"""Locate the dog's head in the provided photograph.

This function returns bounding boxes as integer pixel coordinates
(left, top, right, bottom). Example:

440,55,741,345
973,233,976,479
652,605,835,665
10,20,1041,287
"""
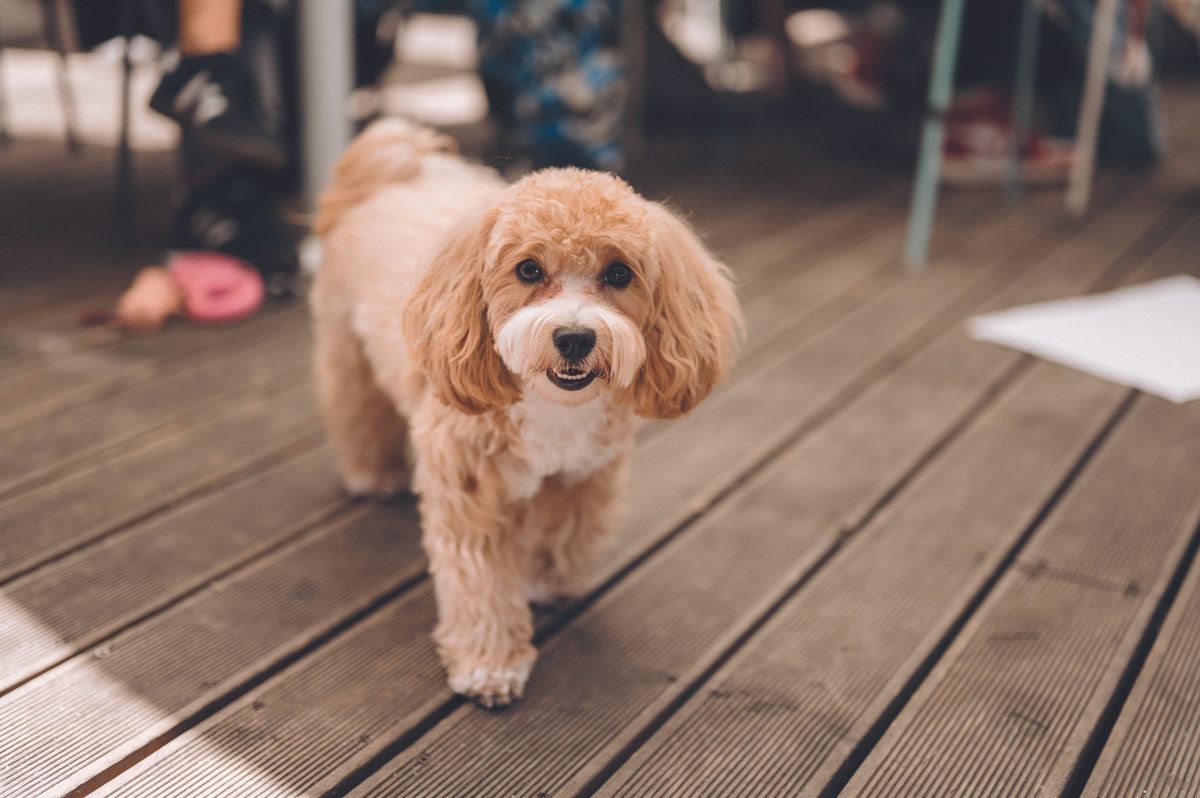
403,169,742,417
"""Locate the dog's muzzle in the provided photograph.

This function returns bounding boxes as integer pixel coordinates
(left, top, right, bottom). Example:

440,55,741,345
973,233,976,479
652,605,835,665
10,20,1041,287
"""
547,326,599,391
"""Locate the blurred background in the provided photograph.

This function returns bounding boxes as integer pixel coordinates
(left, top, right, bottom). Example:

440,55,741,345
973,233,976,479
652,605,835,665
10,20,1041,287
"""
2,0,1199,329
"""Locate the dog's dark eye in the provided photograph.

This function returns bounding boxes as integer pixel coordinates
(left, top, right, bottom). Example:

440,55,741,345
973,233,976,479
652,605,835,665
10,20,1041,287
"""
603,261,633,289
515,259,544,283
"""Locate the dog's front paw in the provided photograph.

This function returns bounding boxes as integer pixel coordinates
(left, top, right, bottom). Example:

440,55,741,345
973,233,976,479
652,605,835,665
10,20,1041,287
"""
447,656,535,708
340,465,411,499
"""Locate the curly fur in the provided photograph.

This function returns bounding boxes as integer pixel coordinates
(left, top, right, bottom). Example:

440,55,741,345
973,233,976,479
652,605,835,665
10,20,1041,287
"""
311,120,742,706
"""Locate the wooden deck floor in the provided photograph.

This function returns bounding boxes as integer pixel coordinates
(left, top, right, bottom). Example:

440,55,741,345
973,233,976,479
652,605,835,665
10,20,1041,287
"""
3,85,1200,797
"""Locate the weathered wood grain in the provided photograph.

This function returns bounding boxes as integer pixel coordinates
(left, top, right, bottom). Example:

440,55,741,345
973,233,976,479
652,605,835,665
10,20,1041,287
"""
1083,538,1200,797
842,396,1200,797
595,366,1128,798
0,326,312,499
0,502,415,798
0,304,303,429
0,446,350,692
0,381,322,584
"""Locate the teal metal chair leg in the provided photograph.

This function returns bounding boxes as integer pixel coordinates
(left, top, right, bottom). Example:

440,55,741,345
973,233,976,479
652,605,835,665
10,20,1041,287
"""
904,0,967,271
1007,0,1042,200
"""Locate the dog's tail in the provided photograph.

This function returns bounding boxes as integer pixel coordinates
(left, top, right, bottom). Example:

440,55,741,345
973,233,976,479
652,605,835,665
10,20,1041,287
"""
313,118,457,236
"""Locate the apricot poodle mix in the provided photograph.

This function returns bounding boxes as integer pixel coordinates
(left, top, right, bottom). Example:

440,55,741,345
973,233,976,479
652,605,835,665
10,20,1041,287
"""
312,120,741,706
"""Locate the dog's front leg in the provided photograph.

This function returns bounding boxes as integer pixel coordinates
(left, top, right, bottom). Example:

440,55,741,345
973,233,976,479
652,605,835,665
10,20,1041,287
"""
421,486,536,707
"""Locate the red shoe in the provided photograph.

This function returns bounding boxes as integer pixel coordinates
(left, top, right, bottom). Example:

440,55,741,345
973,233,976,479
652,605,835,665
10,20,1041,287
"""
941,88,1074,188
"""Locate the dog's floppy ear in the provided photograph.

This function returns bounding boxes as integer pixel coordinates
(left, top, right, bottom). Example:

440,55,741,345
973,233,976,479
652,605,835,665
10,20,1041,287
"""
403,205,521,414
632,203,742,419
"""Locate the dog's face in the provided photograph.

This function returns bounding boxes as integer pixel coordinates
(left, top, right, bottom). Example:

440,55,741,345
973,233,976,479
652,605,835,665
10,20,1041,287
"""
487,172,656,407
404,169,741,418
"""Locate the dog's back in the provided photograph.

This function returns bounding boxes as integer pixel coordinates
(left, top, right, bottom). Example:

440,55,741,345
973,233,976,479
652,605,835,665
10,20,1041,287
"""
315,119,463,236
312,119,504,319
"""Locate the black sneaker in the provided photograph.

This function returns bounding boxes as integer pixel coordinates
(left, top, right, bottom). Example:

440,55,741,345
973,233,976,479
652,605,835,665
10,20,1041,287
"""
150,52,287,170
171,167,302,297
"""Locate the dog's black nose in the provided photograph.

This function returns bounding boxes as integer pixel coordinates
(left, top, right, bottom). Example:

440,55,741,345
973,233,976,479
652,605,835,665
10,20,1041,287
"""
553,327,596,362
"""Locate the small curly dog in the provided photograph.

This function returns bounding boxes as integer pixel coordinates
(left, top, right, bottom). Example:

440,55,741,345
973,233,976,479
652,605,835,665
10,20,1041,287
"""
312,120,741,706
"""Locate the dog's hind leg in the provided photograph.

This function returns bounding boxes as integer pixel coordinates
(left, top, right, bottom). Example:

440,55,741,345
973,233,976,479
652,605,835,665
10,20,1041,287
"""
314,313,412,498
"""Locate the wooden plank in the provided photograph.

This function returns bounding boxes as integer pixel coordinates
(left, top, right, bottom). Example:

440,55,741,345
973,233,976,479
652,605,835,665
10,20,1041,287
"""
0,503,417,798
6,165,1053,796
639,169,838,261
650,164,922,299
842,394,1200,797
0,305,304,429
0,323,312,499
700,190,987,406
720,188,990,380
0,380,321,584
1082,538,1200,796
0,147,167,359
0,239,161,329
0,268,139,329
594,365,1129,798
730,182,932,302
632,132,891,250
90,588,441,798
647,151,977,303
334,174,1177,798
0,445,348,692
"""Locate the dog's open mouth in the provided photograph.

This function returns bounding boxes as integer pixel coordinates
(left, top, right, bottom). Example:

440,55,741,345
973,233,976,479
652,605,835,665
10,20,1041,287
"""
546,367,597,391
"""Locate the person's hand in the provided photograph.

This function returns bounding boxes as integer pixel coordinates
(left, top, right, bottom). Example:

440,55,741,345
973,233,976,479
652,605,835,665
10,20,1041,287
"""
115,267,184,332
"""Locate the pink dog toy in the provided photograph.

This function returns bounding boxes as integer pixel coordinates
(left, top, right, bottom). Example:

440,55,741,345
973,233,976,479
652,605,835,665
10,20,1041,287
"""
168,252,264,324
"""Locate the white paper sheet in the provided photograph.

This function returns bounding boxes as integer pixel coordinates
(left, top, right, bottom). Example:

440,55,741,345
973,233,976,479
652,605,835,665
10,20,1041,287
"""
967,275,1200,404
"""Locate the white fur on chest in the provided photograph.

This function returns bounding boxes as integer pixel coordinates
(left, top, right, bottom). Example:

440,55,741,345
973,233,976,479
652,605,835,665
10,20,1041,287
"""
503,392,617,500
